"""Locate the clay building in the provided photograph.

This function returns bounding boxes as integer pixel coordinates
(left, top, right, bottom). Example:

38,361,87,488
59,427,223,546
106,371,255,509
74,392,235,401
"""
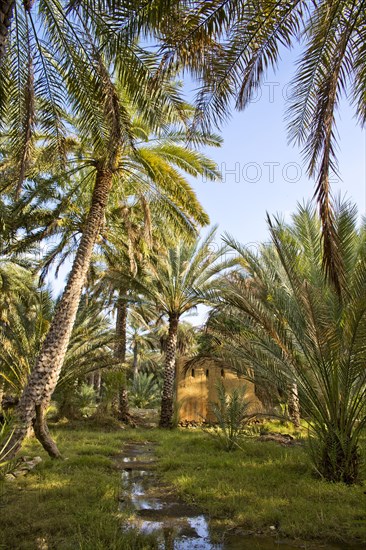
176,359,261,422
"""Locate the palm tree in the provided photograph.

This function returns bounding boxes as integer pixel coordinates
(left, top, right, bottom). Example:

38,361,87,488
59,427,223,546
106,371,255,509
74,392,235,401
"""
0,289,52,397
0,239,41,407
97,121,220,420
0,40,197,459
1,62,222,458
0,288,115,419
142,227,230,427
53,296,116,420
38,108,219,423
158,320,198,357
125,313,198,382
0,0,175,190
207,202,366,483
152,0,366,292
205,267,301,427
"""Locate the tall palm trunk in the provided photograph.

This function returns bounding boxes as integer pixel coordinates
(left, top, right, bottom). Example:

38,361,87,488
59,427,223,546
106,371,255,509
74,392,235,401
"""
0,379,4,412
288,380,300,428
0,167,113,460
94,370,101,399
0,0,15,64
159,314,179,428
132,343,138,380
114,292,130,422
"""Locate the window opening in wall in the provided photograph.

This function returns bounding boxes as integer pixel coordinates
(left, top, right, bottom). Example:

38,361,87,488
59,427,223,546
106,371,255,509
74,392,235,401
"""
221,368,225,378
206,369,209,377
191,369,195,378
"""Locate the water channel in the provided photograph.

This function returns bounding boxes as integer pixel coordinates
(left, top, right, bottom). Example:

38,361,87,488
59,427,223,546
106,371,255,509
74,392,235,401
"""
118,442,363,550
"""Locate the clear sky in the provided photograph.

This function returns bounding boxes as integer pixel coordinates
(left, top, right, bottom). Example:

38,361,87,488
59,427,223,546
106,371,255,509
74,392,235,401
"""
186,47,366,248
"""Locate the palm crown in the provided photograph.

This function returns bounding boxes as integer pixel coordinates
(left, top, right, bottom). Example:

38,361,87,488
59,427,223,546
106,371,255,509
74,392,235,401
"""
145,226,228,318
206,201,366,483
140,226,230,427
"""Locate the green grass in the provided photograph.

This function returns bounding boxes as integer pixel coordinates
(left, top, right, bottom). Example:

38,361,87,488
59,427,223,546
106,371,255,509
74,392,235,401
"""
0,420,365,548
153,423,366,544
0,421,159,550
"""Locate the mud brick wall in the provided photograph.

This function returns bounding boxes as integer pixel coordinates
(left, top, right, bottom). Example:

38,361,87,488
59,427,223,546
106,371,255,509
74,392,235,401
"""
176,359,261,422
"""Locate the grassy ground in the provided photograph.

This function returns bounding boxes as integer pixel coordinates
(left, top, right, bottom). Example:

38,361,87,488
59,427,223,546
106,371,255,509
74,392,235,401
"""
0,421,158,550
154,425,366,544
0,419,365,548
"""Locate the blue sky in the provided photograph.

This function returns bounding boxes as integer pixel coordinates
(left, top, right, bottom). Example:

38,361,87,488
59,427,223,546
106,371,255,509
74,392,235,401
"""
186,48,366,248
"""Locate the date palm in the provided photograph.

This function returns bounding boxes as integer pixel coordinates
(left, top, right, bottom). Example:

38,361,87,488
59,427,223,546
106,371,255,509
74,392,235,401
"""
0,0,171,68
207,201,366,483
53,296,116,420
126,313,198,381
0,289,52,397
90,108,220,420
0,0,190,203
142,226,230,427
0,289,115,414
30,111,220,422
0,41,195,459
158,320,198,358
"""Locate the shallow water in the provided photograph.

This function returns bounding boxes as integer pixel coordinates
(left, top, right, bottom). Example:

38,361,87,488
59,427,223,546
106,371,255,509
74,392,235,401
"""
119,444,363,550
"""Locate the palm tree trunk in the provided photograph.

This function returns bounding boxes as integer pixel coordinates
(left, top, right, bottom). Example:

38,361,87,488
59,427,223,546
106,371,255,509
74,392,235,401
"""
33,404,60,457
0,379,4,412
94,370,101,399
0,167,113,460
114,292,130,422
0,0,15,64
115,294,127,360
159,314,179,428
133,343,138,380
288,380,300,428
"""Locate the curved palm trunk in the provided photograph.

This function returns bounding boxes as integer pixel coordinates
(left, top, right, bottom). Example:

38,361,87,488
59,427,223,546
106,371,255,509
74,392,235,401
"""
159,314,179,428
32,404,60,457
114,293,130,422
0,168,113,460
0,0,15,64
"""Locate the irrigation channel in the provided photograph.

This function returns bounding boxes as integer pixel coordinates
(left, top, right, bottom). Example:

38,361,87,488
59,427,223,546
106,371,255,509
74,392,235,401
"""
118,441,363,550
